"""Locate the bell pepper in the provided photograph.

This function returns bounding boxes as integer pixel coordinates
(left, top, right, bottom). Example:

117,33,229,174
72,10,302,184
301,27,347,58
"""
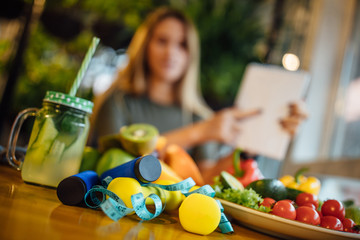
279,168,321,195
226,149,264,187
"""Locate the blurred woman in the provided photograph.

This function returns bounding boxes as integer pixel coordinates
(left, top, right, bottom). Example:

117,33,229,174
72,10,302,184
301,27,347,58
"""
90,7,306,180
90,7,258,154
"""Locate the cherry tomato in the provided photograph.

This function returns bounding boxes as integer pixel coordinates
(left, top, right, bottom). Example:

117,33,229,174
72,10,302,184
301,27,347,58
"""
261,197,276,208
321,199,345,220
317,210,323,218
342,218,359,233
295,192,319,209
295,206,320,225
302,203,316,209
272,200,296,220
282,199,295,205
320,216,343,231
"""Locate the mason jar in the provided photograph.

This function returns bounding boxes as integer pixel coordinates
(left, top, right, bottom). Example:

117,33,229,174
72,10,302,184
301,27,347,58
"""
7,91,93,187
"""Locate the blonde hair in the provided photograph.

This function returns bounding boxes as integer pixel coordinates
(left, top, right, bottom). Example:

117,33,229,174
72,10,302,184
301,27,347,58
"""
112,7,212,119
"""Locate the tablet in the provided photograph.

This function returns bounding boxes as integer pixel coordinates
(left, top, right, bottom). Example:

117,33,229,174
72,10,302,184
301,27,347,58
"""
234,63,310,160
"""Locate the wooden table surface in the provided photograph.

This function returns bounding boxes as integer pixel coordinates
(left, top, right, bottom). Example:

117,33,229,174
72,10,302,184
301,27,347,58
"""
0,165,277,240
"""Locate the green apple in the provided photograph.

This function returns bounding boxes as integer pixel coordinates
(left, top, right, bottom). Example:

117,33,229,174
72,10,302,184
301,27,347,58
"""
95,148,135,176
79,146,101,172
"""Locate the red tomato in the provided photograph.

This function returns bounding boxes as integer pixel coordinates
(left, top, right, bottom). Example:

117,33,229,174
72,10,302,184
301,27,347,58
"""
282,199,295,205
320,216,343,231
342,218,359,233
321,199,345,220
261,197,276,208
295,192,319,209
295,206,320,225
317,210,323,218
302,203,316,209
272,200,296,220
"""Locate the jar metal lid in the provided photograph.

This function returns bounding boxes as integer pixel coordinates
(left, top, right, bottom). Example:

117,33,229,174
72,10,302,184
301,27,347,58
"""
43,91,94,114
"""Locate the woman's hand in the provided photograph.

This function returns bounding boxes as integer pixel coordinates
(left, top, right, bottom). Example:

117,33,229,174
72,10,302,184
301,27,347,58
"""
206,107,261,146
279,101,308,136
162,108,260,149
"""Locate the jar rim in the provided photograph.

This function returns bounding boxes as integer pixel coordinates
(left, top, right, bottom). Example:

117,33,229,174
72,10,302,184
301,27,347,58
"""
43,91,93,114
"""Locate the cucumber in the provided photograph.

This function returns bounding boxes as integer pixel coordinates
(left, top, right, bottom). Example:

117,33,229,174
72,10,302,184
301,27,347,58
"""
220,171,244,191
25,118,59,164
52,131,80,149
27,117,44,148
47,140,65,163
246,179,287,201
45,113,85,163
29,118,58,150
286,187,304,201
59,112,84,134
60,122,88,162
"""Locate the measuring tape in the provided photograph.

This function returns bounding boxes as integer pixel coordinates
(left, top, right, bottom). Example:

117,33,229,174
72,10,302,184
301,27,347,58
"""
84,177,233,234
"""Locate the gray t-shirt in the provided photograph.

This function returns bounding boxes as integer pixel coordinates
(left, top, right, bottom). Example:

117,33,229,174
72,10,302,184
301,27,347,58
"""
90,90,220,162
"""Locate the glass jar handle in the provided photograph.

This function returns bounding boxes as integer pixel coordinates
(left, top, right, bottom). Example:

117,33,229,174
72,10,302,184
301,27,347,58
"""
6,108,38,170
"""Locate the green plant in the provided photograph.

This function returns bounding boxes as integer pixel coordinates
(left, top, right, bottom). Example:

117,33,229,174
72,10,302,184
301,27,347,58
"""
184,0,266,109
9,0,267,115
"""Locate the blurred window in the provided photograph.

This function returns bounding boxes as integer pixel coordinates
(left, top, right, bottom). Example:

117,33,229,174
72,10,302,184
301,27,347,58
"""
289,0,360,163
330,1,360,159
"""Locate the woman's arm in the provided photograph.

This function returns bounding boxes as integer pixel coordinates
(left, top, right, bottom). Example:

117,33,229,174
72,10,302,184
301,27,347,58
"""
199,101,309,184
163,108,261,149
